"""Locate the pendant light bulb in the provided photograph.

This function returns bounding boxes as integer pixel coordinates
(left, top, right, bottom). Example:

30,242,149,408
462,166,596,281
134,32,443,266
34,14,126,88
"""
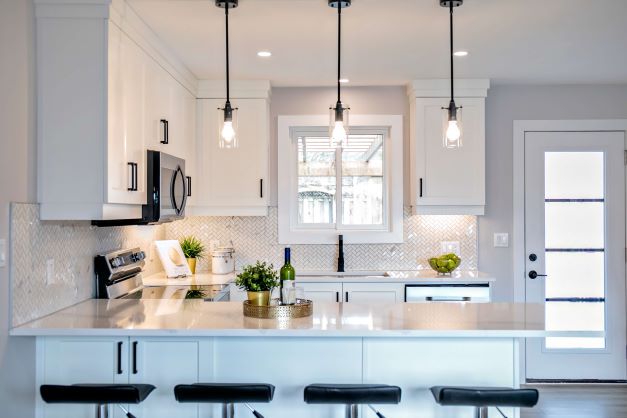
441,0,463,149
328,0,351,148
332,120,347,145
221,120,236,143
216,0,239,149
446,120,461,142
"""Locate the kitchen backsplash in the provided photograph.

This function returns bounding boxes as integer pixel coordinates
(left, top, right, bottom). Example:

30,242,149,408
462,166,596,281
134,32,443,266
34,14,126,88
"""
10,204,476,326
10,203,165,326
166,207,477,273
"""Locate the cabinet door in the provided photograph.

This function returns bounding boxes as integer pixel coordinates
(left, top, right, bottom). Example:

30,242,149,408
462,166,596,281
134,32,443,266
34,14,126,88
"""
300,282,343,303
413,97,485,213
343,283,404,303
145,58,172,153
107,25,146,205
129,339,200,418
193,98,269,215
41,337,128,418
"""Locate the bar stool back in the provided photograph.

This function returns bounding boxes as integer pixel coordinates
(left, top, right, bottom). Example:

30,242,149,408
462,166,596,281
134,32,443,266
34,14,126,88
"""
431,386,539,418
40,384,156,418
175,383,275,418
304,384,402,418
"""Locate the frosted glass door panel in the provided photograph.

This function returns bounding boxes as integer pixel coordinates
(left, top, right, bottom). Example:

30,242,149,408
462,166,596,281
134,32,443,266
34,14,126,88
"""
545,202,604,249
545,252,605,299
545,302,605,349
545,152,604,199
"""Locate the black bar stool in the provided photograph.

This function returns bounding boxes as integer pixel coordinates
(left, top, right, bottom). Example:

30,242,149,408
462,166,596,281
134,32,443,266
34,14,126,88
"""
174,383,275,418
304,384,402,418
430,386,539,418
40,384,156,418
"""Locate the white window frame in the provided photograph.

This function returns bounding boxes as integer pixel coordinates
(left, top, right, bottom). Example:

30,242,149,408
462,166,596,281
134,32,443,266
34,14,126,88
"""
278,114,403,244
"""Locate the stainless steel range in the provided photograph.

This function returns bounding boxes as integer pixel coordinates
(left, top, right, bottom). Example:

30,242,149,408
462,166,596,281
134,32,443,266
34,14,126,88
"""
95,247,229,301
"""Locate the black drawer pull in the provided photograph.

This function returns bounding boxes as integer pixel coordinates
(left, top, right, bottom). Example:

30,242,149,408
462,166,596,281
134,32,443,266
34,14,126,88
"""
132,341,138,375
336,292,339,303
116,341,123,375
160,119,169,144
345,291,349,302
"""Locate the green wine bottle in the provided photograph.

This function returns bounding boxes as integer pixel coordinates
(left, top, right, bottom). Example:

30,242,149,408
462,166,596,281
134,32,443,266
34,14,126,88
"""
280,247,296,304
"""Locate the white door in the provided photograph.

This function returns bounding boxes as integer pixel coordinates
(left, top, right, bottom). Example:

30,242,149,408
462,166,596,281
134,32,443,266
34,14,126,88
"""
129,339,200,418
524,131,626,380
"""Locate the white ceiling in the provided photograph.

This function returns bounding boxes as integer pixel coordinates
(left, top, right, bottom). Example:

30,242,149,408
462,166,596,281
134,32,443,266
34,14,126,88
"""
127,0,627,86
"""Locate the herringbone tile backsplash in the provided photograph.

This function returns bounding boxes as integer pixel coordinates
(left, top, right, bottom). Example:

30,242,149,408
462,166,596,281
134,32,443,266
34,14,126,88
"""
10,204,476,326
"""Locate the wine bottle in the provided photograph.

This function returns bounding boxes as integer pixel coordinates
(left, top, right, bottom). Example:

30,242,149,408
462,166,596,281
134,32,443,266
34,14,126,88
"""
280,247,296,304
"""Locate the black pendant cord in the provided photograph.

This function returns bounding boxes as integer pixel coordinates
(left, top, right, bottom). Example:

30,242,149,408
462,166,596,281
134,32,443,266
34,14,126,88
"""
337,2,342,105
449,1,454,103
225,3,231,105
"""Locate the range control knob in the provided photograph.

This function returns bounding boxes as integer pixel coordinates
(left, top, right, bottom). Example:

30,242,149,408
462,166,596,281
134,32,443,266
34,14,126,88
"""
132,251,146,262
110,257,124,268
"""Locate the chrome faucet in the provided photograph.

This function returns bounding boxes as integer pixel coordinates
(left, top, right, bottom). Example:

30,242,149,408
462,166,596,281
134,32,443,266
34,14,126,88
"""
337,234,345,273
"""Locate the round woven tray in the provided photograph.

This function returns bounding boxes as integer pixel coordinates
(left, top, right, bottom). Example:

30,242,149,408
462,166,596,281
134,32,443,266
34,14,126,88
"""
243,299,313,319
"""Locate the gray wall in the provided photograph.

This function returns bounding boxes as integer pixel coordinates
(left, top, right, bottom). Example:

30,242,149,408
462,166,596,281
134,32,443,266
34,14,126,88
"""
0,0,37,416
480,85,627,301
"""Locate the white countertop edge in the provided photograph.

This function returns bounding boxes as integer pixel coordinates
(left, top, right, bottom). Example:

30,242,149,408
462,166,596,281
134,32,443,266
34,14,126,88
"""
9,328,603,338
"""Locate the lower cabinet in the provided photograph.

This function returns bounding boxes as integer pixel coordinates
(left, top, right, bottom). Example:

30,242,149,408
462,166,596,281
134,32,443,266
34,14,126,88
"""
299,282,343,303
39,338,211,418
300,282,404,303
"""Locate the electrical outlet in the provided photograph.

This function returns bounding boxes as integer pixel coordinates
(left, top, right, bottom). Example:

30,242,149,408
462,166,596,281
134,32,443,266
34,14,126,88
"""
46,259,55,285
441,241,460,256
0,239,6,268
494,233,509,248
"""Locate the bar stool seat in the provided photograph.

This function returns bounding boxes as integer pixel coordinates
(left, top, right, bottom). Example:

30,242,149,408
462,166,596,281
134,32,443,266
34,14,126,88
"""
431,386,539,418
175,383,275,418
41,384,155,404
304,384,401,418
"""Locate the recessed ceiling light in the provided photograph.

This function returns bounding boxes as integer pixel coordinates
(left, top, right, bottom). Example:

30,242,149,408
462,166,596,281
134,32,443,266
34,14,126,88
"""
454,51,468,57
257,51,272,58
339,78,350,83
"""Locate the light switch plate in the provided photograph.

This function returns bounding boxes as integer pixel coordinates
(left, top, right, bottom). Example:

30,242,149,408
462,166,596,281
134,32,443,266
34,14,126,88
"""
494,233,509,248
0,239,5,267
441,241,461,256
46,259,55,285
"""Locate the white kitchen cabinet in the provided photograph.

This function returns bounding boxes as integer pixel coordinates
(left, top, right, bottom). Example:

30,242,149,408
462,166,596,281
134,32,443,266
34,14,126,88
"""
129,339,201,418
408,80,489,215
35,2,196,221
39,337,128,418
343,283,404,303
300,282,344,303
190,92,270,216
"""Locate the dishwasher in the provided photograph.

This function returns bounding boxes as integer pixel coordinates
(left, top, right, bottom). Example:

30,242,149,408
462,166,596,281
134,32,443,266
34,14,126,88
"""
405,283,490,302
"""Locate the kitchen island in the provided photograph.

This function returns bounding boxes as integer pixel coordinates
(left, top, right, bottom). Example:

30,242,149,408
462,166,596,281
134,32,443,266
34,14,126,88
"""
13,301,597,418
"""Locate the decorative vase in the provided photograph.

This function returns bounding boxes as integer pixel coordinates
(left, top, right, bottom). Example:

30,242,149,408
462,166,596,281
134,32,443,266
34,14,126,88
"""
247,290,271,306
186,258,197,274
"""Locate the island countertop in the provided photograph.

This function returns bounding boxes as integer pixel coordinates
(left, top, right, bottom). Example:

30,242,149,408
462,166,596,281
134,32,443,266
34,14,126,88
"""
10,300,600,338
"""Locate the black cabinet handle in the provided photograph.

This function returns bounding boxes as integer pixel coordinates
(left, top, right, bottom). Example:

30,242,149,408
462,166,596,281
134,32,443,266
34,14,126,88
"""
132,341,138,374
345,291,349,302
419,178,423,198
160,119,169,144
117,341,123,375
260,179,264,198
127,162,138,191
186,176,192,197
336,292,339,303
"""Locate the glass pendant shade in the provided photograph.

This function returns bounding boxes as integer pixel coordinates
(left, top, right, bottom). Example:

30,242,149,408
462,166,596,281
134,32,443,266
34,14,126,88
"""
443,106,462,149
218,105,238,149
329,104,349,148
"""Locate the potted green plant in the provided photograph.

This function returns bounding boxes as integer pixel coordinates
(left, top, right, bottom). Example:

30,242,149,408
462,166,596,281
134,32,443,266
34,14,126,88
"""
235,261,279,306
179,236,205,274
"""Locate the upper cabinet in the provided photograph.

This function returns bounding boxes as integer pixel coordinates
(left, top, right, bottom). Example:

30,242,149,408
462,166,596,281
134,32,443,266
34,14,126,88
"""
408,79,489,215
35,0,197,221
190,81,271,216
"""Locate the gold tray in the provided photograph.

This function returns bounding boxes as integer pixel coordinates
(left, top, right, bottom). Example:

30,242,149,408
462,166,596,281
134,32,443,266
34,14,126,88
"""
243,299,313,319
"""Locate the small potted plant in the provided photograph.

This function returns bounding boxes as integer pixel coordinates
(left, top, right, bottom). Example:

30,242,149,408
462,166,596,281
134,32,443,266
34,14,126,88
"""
179,236,205,274
235,261,279,306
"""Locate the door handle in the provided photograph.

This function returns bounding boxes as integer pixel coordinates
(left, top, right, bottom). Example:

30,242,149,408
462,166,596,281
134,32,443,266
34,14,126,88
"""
160,119,169,144
528,270,547,279
132,341,138,375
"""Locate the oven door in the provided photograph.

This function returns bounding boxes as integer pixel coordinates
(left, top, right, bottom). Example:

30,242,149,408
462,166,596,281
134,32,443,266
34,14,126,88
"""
159,153,187,219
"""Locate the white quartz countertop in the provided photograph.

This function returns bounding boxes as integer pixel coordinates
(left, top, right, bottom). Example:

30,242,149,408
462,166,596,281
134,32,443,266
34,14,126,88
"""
143,270,493,286
11,300,600,338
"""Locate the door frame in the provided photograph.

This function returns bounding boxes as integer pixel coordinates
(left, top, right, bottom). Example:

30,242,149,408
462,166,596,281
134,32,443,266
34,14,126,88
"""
513,119,627,382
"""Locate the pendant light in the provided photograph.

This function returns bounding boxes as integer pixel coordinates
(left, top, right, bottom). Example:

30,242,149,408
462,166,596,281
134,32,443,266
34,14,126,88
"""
216,0,238,149
441,0,463,149
329,0,351,148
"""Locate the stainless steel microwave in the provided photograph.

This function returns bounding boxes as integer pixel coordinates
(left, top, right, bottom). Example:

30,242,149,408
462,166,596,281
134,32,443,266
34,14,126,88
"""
142,150,188,224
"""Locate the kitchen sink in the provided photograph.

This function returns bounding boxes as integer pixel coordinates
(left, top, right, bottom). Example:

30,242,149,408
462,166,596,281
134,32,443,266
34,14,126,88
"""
298,271,390,278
